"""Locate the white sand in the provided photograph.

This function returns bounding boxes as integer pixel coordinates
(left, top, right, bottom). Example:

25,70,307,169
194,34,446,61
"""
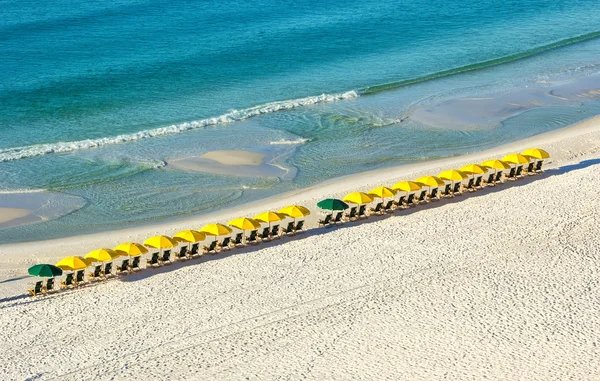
1,116,600,379
0,207,31,224
200,150,266,166
167,150,287,177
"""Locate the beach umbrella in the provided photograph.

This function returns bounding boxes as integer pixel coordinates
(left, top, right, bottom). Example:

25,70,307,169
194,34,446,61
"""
56,256,91,271
144,235,178,249
367,186,397,200
254,211,286,225
173,230,206,243
278,205,311,219
85,248,121,263
415,176,445,194
521,148,550,159
28,264,63,278
199,223,233,236
316,198,348,211
459,164,488,176
114,242,148,257
438,170,468,193
228,217,261,231
502,153,530,165
391,181,421,193
480,159,511,170
343,192,374,205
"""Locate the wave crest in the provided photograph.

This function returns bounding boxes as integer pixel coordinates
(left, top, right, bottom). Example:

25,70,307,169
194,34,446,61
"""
0,91,359,162
269,138,311,145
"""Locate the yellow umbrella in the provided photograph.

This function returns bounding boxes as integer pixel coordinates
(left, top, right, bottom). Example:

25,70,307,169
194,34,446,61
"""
56,256,91,271
228,217,261,231
481,159,511,170
173,230,206,243
278,205,311,219
521,148,550,159
254,211,286,223
415,176,445,187
144,235,178,249
343,192,374,205
438,169,468,181
367,186,397,199
391,181,421,193
460,164,488,175
502,153,530,165
85,248,121,263
199,223,233,236
114,242,148,257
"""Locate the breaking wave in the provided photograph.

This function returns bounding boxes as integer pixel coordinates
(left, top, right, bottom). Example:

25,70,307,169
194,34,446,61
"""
0,91,359,162
269,138,311,145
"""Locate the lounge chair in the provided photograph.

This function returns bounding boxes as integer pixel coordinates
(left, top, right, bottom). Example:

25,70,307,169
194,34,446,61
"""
75,270,86,284
484,173,495,186
294,220,304,233
369,202,383,215
130,256,141,271
270,224,280,239
383,200,394,212
474,176,483,188
219,237,232,250
452,182,461,194
189,243,200,256
417,190,427,203
525,162,535,174
203,241,218,254
146,252,160,267
28,281,43,297
505,168,516,180
441,184,452,197
247,229,259,244
115,259,130,274
88,265,103,280
175,246,188,260
44,278,55,294
535,160,543,172
160,249,171,263
61,273,75,288
357,205,367,219
495,171,503,182
318,213,332,227
515,165,523,177
103,262,113,277
258,227,271,240
429,188,439,200
464,178,475,191
406,193,415,206
393,195,406,209
282,221,296,235
344,207,357,220
232,233,244,247
332,212,343,224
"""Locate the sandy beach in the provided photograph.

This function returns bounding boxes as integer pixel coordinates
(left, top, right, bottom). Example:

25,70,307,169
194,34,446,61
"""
0,116,599,379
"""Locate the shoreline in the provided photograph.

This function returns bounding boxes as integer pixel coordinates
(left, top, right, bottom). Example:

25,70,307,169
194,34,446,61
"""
1,115,600,283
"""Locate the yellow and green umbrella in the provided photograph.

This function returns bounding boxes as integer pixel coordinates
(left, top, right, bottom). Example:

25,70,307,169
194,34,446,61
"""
85,248,121,263
56,256,91,271
144,235,178,249
343,192,374,205
114,242,148,257
521,148,549,159
278,205,311,219
391,181,421,193
502,153,530,165
173,230,206,243
367,186,397,200
459,164,488,175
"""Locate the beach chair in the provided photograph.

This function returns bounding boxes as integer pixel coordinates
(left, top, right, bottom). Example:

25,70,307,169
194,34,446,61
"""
369,202,383,215
219,237,232,250
515,165,524,177
393,195,406,209
232,233,244,247
61,273,75,288
88,265,103,280
406,193,415,206
357,205,367,219
247,229,259,244
75,270,86,284
203,241,218,253
189,243,200,256
146,252,160,267
344,207,357,220
115,259,130,274
452,182,461,194
429,188,439,200
332,212,343,224
130,256,141,271
270,224,280,239
484,173,495,186
294,220,304,233
505,168,516,180
441,184,452,197
282,221,296,235
474,176,483,188
103,262,113,277
383,200,394,212
258,227,270,240
44,278,55,294
417,190,427,203
318,214,332,227
525,162,535,174
160,250,172,264
175,246,188,260
28,281,43,297
535,160,543,172
464,178,475,191
495,171,503,182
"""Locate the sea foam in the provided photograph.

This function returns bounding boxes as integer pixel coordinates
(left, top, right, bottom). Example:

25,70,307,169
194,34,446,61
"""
0,91,359,162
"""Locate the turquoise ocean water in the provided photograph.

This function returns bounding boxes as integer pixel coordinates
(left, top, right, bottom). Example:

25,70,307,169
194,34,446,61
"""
1,0,600,242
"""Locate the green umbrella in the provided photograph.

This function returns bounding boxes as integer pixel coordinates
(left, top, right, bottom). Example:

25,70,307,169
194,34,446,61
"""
317,198,349,211
28,264,63,278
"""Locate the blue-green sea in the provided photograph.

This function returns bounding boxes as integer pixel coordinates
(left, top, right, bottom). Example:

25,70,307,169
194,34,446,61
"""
1,0,600,242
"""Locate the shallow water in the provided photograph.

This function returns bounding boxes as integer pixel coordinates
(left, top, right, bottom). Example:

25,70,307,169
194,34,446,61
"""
1,0,600,242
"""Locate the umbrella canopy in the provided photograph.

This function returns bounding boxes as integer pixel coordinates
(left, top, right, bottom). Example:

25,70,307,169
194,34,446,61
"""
368,186,397,199
343,192,374,205
460,164,488,175
85,248,121,263
415,176,445,187
173,230,206,243
56,256,91,271
481,159,511,170
114,242,148,256
317,198,349,211
254,211,286,223
28,264,63,278
199,223,233,236
278,205,311,219
144,235,178,249
502,153,530,165
228,217,261,231
521,148,550,159
438,170,468,182
391,181,421,193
